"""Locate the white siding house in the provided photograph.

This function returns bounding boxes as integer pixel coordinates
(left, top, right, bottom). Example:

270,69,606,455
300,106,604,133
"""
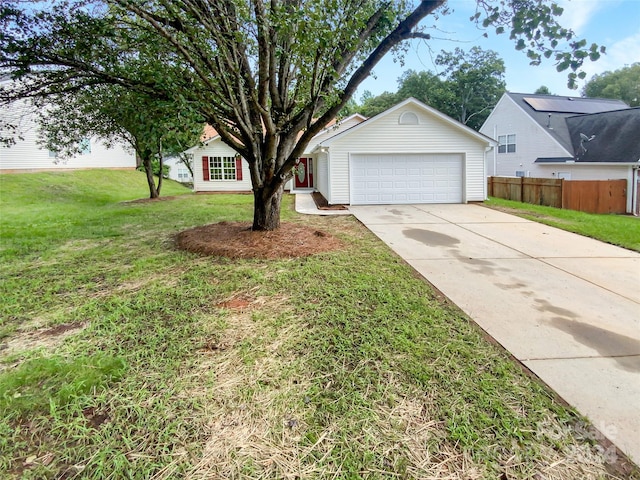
284,114,368,192
188,135,253,192
480,93,574,178
190,114,368,194
164,155,193,183
0,96,136,172
190,99,495,205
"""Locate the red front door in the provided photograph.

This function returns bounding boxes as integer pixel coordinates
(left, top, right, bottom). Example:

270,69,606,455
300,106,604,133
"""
294,157,313,188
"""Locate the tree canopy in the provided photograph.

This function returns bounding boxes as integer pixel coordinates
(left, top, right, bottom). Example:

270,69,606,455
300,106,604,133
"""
534,85,552,95
434,47,505,129
582,63,640,107
0,0,605,229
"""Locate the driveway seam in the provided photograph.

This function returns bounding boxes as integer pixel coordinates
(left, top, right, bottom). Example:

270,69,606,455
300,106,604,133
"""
536,257,640,305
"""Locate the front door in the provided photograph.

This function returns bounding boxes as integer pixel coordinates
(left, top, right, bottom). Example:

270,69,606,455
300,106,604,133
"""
294,157,313,188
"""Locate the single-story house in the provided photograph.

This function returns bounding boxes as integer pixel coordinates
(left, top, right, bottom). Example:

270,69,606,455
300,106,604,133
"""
480,92,639,213
189,98,496,205
0,89,136,173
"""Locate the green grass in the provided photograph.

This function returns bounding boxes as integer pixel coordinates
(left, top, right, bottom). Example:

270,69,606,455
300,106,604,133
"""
0,355,127,417
0,171,636,479
485,197,640,252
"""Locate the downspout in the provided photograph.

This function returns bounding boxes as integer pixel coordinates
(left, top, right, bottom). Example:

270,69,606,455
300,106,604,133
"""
633,162,639,216
493,124,498,176
484,146,491,200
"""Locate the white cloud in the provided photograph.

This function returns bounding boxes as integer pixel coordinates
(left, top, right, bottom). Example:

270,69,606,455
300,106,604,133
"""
579,31,640,82
557,0,605,34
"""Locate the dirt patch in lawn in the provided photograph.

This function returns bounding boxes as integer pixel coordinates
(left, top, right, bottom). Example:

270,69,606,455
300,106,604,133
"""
174,221,343,259
0,322,87,368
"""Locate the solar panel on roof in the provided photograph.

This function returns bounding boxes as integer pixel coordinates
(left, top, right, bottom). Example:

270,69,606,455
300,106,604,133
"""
523,97,624,114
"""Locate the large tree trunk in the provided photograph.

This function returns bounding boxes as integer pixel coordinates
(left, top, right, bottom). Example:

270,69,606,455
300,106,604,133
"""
253,185,284,231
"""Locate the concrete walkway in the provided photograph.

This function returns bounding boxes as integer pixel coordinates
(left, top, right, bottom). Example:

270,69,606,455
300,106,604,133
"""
294,192,351,216
348,203,640,466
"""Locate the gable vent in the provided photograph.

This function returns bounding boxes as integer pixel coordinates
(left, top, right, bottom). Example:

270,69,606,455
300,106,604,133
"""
399,111,419,125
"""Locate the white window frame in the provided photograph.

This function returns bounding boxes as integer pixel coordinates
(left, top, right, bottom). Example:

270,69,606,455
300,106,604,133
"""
498,134,516,154
210,156,237,180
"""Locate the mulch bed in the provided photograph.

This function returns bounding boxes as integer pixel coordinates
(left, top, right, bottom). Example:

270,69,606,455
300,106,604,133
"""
311,192,348,210
174,221,343,259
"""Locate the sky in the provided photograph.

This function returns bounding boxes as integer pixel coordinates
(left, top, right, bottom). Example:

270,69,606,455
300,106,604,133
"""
357,0,640,100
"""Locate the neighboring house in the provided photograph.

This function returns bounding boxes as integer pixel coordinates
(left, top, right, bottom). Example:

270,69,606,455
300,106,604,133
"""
0,94,136,173
190,98,496,205
480,92,639,212
164,155,193,183
187,131,253,193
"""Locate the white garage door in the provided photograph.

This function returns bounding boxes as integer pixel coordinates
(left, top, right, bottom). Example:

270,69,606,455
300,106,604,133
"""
350,153,464,205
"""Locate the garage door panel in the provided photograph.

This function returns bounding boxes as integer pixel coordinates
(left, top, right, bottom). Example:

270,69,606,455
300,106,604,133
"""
351,153,463,205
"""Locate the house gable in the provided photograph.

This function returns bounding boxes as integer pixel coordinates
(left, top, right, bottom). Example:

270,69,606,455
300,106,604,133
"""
319,98,495,149
505,93,629,153
480,93,575,177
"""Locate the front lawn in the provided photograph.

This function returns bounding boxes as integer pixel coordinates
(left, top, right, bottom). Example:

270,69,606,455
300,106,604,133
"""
0,171,635,479
485,197,640,252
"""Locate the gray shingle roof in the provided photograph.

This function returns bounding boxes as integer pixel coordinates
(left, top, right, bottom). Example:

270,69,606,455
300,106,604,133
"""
566,107,640,163
507,93,635,163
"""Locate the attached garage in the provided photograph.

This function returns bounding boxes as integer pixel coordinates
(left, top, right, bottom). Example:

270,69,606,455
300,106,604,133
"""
350,153,463,205
315,98,496,206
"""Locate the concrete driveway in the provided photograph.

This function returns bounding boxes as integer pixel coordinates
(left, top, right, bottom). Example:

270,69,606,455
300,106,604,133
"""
349,203,640,465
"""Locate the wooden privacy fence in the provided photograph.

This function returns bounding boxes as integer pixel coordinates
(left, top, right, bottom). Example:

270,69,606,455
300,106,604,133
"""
488,177,563,207
487,176,628,214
